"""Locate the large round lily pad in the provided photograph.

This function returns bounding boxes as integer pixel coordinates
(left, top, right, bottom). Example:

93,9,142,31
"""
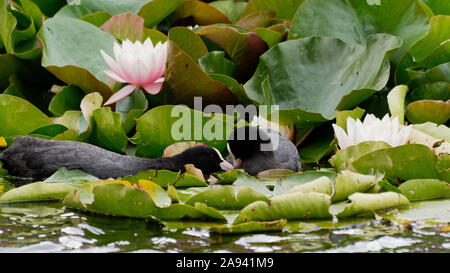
37,17,116,98
244,34,401,128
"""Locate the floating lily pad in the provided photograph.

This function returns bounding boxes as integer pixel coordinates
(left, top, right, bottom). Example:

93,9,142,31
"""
133,105,234,158
0,94,52,138
233,191,332,224
406,100,450,125
352,144,440,181
332,170,381,202
62,180,162,218
406,82,450,103
168,27,208,62
43,167,99,186
196,26,268,81
398,179,450,201
100,12,144,42
289,0,429,66
244,35,400,129
48,86,85,117
161,41,238,107
0,182,77,203
241,0,303,20
287,176,333,196
184,185,270,209
37,17,116,98
169,0,230,25
409,15,450,63
329,141,391,171
331,192,410,218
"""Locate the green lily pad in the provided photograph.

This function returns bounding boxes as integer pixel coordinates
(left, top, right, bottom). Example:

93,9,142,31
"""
215,169,246,184
196,25,268,81
19,0,46,29
115,89,148,134
0,94,52,138
63,180,159,218
387,85,409,124
89,107,128,153
273,171,337,196
54,3,92,18
52,110,88,135
48,86,85,117
241,0,304,20
332,170,381,202
100,12,144,42
329,141,391,171
392,198,450,223
133,105,234,158
138,0,183,28
210,219,287,234
169,0,230,25
80,11,112,27
184,185,270,209
398,179,450,201
412,122,450,142
352,144,441,181
407,82,450,103
409,15,450,63
332,192,410,218
28,124,67,139
161,41,238,107
43,167,99,187
335,108,366,133
233,172,272,197
406,100,450,125
244,35,400,129
209,0,247,23
81,0,149,15
251,27,285,48
289,0,429,66
408,62,450,90
37,16,116,99
199,51,236,76
0,182,77,203
235,11,275,30
168,26,208,62
287,176,333,196
233,191,332,224
121,170,180,187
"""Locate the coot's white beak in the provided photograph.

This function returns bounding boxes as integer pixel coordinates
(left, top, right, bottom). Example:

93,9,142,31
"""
226,143,241,169
213,147,234,171
220,161,234,171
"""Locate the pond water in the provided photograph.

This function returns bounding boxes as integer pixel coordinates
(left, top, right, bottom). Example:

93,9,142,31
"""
0,200,449,253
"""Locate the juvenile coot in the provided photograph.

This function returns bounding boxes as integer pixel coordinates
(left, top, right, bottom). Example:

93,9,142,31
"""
0,136,233,180
226,126,302,175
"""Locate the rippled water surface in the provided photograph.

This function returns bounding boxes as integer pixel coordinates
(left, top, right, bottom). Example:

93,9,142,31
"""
0,201,449,253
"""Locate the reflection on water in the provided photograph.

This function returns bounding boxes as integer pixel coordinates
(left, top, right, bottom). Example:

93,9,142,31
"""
0,202,449,253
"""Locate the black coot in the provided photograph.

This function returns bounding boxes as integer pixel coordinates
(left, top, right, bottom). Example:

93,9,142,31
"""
0,136,233,180
226,126,302,175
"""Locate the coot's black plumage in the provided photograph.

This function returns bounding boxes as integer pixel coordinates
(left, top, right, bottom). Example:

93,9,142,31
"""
226,126,302,175
0,136,233,180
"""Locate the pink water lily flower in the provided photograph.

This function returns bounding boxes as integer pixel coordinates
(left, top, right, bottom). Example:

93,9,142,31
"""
100,38,168,106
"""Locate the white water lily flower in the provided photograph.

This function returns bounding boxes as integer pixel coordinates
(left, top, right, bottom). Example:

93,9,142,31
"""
100,38,168,105
332,114,412,150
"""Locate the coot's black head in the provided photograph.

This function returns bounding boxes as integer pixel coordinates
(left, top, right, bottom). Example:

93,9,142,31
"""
180,145,233,174
227,126,273,167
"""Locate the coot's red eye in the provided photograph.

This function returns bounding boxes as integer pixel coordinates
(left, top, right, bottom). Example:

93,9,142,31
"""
210,154,215,158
